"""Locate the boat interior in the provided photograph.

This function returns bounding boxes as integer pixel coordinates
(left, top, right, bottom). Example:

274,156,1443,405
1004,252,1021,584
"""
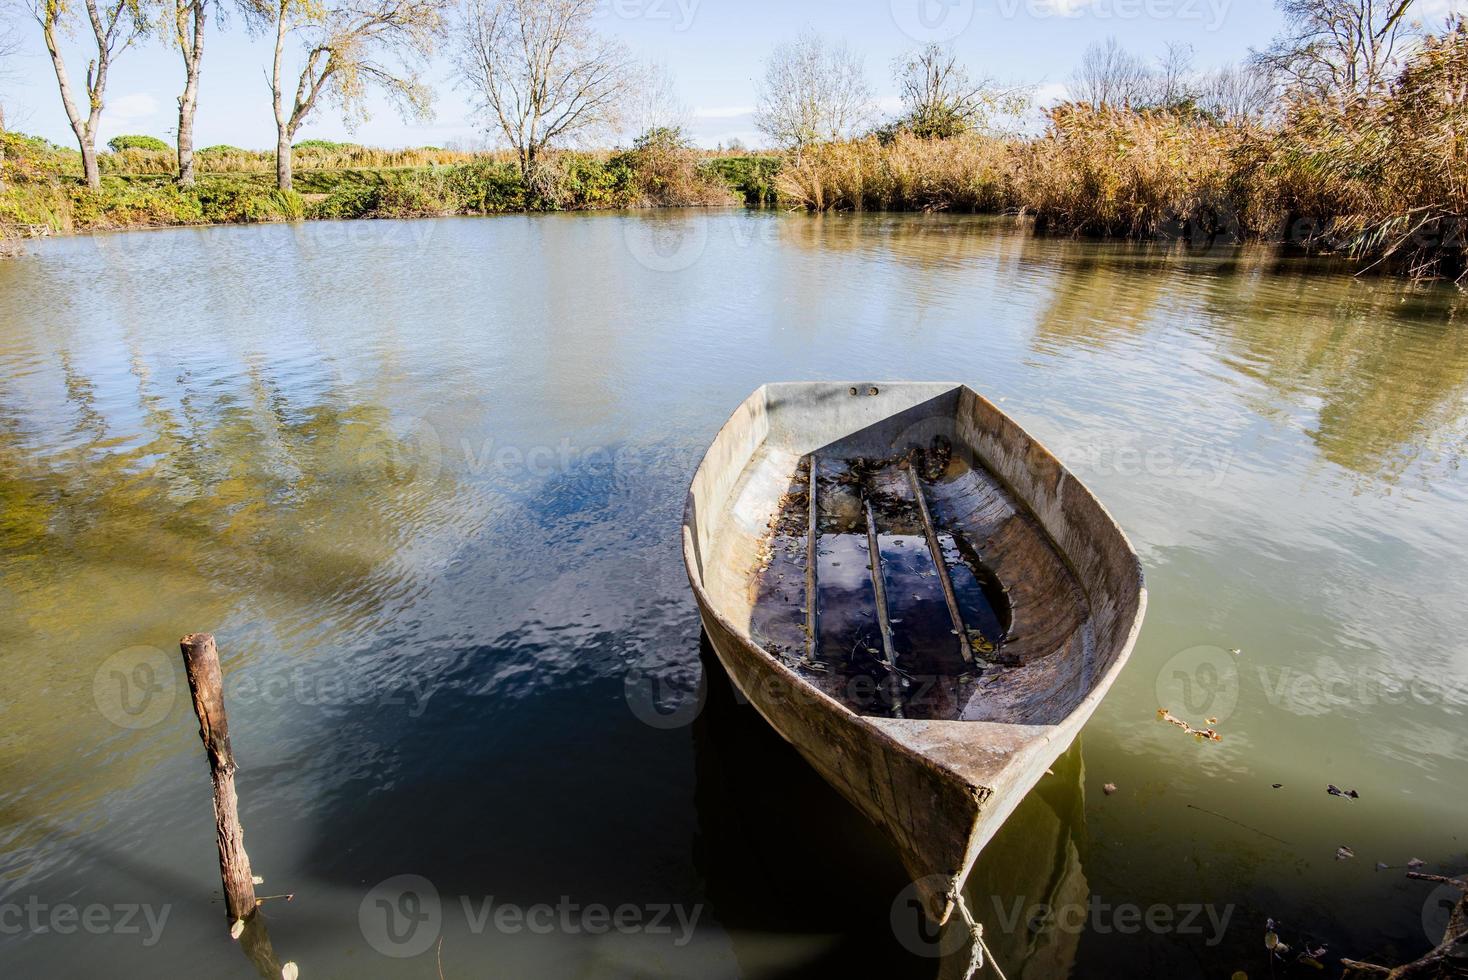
689,384,1123,726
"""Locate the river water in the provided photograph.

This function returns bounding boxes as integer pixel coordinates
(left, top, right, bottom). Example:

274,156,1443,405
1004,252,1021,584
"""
1,210,1465,978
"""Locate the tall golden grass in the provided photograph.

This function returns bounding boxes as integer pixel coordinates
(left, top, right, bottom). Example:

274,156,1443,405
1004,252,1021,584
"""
778,18,1468,279
98,144,492,175
776,132,1010,212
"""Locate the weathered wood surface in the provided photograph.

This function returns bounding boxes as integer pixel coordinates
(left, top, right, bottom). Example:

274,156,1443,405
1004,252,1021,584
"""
180,632,258,924
682,382,1146,925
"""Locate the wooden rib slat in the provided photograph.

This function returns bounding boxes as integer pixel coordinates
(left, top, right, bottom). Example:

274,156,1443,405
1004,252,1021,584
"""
907,466,973,664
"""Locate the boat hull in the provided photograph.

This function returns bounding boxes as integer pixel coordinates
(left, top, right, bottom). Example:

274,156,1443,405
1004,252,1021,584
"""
682,383,1145,925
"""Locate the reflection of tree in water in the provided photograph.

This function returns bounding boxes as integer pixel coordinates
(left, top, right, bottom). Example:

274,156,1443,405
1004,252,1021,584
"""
777,211,1031,270
1200,272,1468,486
0,343,457,870
1023,244,1174,354
1009,233,1468,487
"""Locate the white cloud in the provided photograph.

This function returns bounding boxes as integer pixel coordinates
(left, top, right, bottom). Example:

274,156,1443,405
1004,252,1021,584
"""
104,92,162,137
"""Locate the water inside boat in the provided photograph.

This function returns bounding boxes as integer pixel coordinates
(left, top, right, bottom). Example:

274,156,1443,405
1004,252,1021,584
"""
748,443,1068,721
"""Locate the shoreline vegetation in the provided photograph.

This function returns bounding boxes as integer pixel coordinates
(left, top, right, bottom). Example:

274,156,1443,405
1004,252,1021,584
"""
2,0,1465,281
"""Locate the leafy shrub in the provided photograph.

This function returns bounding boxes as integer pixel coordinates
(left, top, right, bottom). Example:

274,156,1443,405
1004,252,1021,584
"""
446,161,526,213
293,140,358,151
107,135,171,153
612,128,735,207
706,156,782,205
194,183,305,222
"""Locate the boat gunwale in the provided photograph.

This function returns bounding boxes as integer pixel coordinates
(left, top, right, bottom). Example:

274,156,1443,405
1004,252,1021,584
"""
680,381,1149,922
681,381,1146,739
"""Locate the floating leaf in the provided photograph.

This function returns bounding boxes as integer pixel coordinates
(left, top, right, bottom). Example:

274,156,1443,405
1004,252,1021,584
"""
1157,708,1223,742
1265,930,1282,951
282,964,299,980
1377,862,1390,871
1326,784,1360,800
1103,782,1118,795
230,919,245,940
1408,857,1426,869
1272,783,1283,789
252,876,264,885
1337,845,1356,860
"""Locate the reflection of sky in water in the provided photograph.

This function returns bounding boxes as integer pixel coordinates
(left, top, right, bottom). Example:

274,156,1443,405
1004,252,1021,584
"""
0,212,1465,975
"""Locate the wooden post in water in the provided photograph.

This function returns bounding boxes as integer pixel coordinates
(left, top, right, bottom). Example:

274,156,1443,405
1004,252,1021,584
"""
179,632,258,925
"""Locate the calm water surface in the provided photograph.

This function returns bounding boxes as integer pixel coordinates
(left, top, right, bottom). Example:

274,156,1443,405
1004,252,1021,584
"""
1,211,1466,978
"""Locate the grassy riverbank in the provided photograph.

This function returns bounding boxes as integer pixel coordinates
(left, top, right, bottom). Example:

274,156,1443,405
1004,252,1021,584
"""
0,133,752,248
5,32,1465,283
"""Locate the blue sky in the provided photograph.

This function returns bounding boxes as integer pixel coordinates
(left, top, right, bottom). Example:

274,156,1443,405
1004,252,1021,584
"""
1,0,1312,150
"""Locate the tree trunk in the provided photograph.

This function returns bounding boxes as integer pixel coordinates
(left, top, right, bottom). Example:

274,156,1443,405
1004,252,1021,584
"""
40,13,104,191
179,632,259,925
271,0,292,192
275,129,293,192
79,137,101,190
177,2,205,187
177,95,197,186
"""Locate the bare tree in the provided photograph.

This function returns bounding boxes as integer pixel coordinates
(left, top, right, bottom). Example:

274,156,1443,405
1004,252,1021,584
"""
170,0,211,185
32,0,148,189
455,0,632,180
626,59,689,142
253,0,448,191
893,42,998,138
1198,62,1278,125
755,30,872,154
1068,37,1152,109
1253,0,1420,108
1150,41,1196,107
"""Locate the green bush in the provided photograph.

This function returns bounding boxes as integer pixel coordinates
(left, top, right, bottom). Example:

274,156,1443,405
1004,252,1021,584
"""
66,181,204,229
194,182,305,223
447,161,527,213
107,135,171,153
198,144,248,154
706,156,782,205
307,186,380,220
293,139,358,152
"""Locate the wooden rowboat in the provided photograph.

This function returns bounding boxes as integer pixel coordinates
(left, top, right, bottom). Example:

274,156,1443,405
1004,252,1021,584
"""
681,383,1146,926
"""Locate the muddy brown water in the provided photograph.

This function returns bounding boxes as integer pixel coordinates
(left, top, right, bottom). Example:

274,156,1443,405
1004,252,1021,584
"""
1,211,1466,977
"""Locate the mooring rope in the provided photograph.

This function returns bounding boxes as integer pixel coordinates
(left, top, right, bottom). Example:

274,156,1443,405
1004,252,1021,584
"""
955,891,1010,980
